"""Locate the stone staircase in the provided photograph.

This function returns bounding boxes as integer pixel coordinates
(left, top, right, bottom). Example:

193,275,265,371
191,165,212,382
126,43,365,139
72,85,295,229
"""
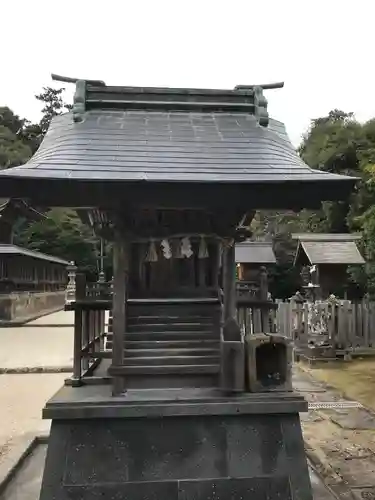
106,299,221,388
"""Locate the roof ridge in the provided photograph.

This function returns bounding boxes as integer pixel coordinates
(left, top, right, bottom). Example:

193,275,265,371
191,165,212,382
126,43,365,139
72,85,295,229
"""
292,233,362,241
51,74,281,127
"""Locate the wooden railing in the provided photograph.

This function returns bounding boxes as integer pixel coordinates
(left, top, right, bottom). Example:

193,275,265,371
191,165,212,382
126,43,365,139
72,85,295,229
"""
237,298,277,336
236,280,260,300
65,273,112,386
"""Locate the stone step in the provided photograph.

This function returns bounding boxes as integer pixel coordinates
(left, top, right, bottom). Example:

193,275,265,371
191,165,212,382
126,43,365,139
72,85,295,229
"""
124,355,220,366
125,339,220,349
128,323,214,333
105,339,220,351
106,331,218,342
109,364,220,375
124,348,219,358
127,316,215,325
128,305,220,317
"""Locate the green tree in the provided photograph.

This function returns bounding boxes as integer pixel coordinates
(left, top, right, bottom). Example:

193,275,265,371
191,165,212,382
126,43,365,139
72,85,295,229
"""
0,108,33,168
299,109,362,233
14,209,102,277
35,87,72,135
253,110,368,297
2,88,105,276
0,125,32,168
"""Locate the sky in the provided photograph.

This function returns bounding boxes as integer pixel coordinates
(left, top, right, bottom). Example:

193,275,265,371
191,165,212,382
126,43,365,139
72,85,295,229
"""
1,0,374,146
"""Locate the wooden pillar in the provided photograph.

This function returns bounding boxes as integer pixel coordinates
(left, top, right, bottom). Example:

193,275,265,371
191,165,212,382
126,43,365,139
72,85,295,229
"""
259,266,270,332
212,242,220,289
72,273,85,386
220,242,245,392
198,258,206,288
111,230,128,396
223,243,236,320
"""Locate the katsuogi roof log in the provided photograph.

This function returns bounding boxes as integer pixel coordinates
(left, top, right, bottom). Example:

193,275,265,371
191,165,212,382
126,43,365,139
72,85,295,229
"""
0,78,357,209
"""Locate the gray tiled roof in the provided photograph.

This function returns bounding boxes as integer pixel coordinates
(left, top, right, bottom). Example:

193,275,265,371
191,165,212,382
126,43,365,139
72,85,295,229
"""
293,234,365,265
0,109,356,184
0,244,69,265
0,82,356,188
235,241,276,264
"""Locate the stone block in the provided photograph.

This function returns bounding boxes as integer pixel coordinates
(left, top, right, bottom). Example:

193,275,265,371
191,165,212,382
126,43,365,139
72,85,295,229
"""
39,399,312,500
219,341,245,392
246,333,293,392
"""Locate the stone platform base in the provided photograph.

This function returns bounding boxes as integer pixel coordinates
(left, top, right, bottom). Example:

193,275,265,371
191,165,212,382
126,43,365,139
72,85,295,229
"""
39,388,312,500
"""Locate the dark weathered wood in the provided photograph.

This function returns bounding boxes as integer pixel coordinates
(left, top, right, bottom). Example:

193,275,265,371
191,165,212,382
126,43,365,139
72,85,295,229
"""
111,231,128,395
220,318,245,392
71,273,86,386
68,299,111,310
81,310,90,372
223,244,236,320
235,82,284,90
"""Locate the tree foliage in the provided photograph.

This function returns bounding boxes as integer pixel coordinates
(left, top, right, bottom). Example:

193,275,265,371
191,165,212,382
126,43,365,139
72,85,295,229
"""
0,107,32,168
35,87,72,135
14,209,100,276
1,88,106,277
255,110,375,298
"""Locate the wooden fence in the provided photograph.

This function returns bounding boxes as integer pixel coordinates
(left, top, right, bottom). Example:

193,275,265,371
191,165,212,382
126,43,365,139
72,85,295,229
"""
275,300,375,356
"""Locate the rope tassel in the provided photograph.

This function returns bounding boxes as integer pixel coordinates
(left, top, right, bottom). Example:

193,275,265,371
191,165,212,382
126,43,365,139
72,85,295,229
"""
145,240,158,262
161,239,172,259
181,237,193,258
198,236,209,259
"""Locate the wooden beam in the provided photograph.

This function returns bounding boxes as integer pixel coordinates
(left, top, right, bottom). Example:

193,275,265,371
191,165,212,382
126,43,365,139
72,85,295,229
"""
111,230,128,396
223,243,236,320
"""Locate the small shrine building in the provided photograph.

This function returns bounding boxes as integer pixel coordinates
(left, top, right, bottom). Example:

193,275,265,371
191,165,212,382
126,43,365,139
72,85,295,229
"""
0,198,68,322
293,233,365,299
0,78,356,500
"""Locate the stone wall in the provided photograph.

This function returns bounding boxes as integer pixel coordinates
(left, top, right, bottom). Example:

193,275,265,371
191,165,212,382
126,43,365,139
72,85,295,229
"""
0,290,66,324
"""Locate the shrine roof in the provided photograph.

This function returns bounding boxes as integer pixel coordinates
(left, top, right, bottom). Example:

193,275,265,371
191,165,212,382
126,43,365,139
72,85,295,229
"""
0,244,69,265
0,80,357,207
292,233,365,265
235,240,276,264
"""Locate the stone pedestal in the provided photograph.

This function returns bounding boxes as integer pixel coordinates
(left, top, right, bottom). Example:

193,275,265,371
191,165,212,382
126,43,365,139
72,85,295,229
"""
39,386,312,500
246,333,293,392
